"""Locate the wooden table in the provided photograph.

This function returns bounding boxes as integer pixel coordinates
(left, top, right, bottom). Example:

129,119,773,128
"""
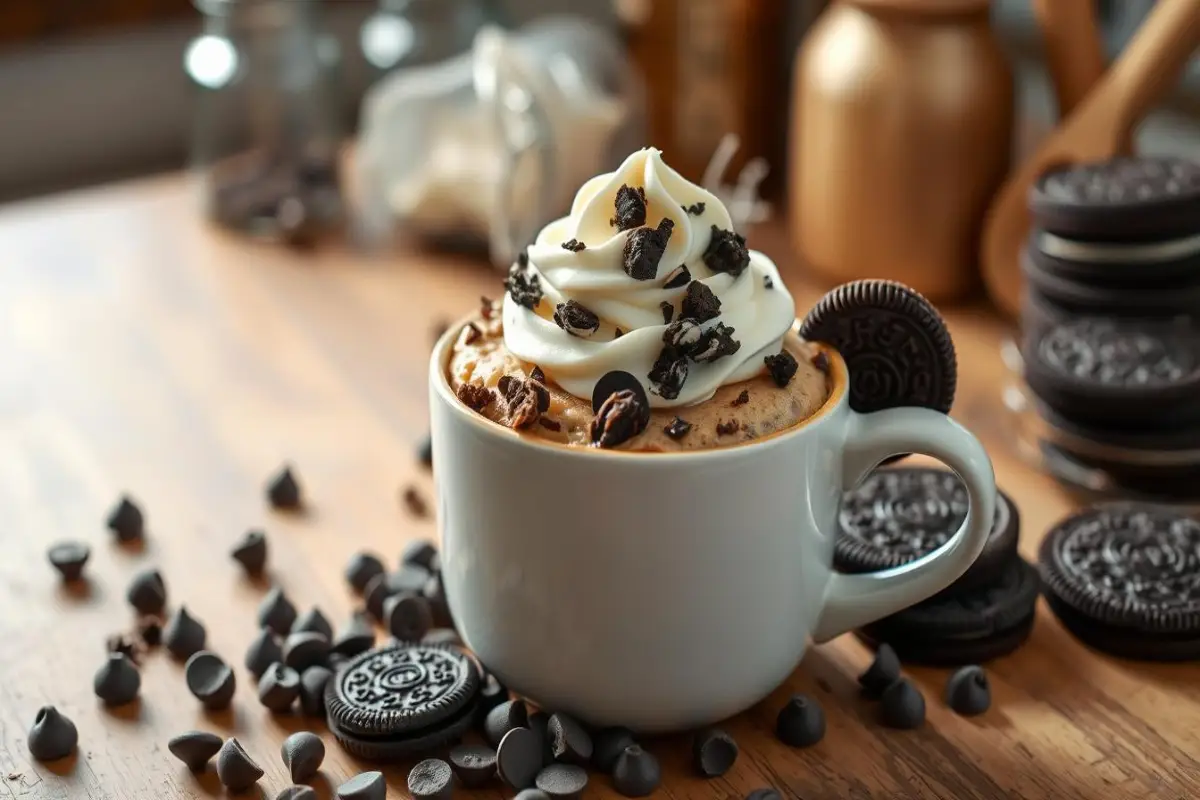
1,176,1197,800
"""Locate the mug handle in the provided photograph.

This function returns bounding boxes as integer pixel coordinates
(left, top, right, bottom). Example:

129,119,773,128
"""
811,407,997,643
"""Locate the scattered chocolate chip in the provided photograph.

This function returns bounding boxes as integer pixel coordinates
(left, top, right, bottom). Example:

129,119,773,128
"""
614,328,624,339
764,350,799,388
663,265,691,289
422,573,453,628
764,275,774,289
106,495,144,542
692,728,738,778
27,706,78,762
457,383,494,412
47,541,90,581
138,616,163,647
164,606,208,660
168,730,223,771
530,365,546,384
217,738,263,793
106,633,140,663
258,586,298,636
127,568,167,615
331,614,376,659
538,417,562,432
592,371,648,413
716,419,739,436
402,485,429,518
246,627,285,677
746,790,782,800
527,711,552,764
417,434,433,468
547,713,593,765
592,727,636,773
345,552,386,594
858,643,900,699
281,731,325,783
485,699,529,747
477,671,509,719
299,665,333,716
409,758,454,800
648,348,688,400
553,300,601,338
93,653,141,706
385,593,434,642
498,727,544,790
449,743,497,788
505,262,543,310
292,608,334,640
685,202,706,216
612,745,661,797
663,417,692,439
812,350,831,375
946,665,991,716
880,678,926,729
337,771,386,800
462,322,482,345
258,663,301,712
590,389,651,448
660,301,674,324
611,184,647,231
536,764,589,799
283,631,330,672
703,226,750,277
277,786,318,800
230,529,268,576
561,239,586,252
515,791,552,800
266,464,303,510
480,296,496,320
691,323,741,363
623,219,674,280
185,651,237,710
681,281,721,322
401,539,439,570
775,694,825,747
732,389,750,406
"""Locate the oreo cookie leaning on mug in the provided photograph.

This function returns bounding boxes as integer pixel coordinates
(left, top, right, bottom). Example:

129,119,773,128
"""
429,148,996,732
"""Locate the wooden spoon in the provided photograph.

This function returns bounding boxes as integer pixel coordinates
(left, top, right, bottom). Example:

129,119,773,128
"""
1032,0,1108,116
981,0,1200,319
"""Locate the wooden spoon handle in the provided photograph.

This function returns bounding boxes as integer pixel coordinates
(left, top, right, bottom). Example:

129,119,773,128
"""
1033,0,1107,116
1108,0,1200,135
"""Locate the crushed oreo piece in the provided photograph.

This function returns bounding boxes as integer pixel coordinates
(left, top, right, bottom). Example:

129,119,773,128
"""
764,275,773,289
505,262,543,310
685,202,706,216
480,297,496,320
498,375,549,430
461,322,482,345
530,366,546,384
663,319,702,352
590,390,650,448
562,239,586,252
716,420,739,436
691,323,741,363
538,417,561,432
614,328,624,339
663,265,691,289
553,301,600,338
664,417,692,440
660,302,674,325
732,390,750,407
623,219,674,281
457,383,494,412
682,282,721,323
402,486,428,518
764,351,799,388
811,351,830,375
648,348,688,400
611,185,647,231
703,226,750,277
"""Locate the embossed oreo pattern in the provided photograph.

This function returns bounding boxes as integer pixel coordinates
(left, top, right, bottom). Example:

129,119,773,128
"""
1038,158,1200,206
1040,505,1200,632
1036,319,1196,388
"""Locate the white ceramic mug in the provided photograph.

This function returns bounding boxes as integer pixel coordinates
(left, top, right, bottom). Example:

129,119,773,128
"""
430,327,996,732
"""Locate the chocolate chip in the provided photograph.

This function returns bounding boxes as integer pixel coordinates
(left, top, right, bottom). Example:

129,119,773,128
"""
230,529,268,576
590,389,651,448
732,389,750,406
385,593,433,641
530,365,546,383
477,671,509,719
812,351,831,375
764,275,774,289
185,651,237,710
692,323,741,363
663,264,691,288
505,262,543,310
258,586,298,635
880,678,926,729
409,758,454,800
715,419,739,436
946,665,991,716
858,643,900,699
246,627,285,677
612,745,661,797
561,239,586,252
764,350,799,387
138,616,163,647
648,348,688,400
283,631,330,672
338,771,386,800
299,665,333,716
400,539,438,570
527,711,552,765
536,764,589,799
168,730,223,771
663,318,702,352
345,552,386,593
402,485,429,518
281,731,325,782
462,322,482,345
703,226,750,277
331,613,376,658
685,202,706,216
417,434,433,468
498,727,544,789
127,568,167,615
553,300,600,338
47,541,90,581
106,633,140,662
614,328,624,339
258,663,301,712
692,728,738,777
538,417,562,432
775,694,825,747
592,370,648,413
164,606,207,660
663,417,692,439
93,653,141,706
421,573,453,628
266,464,303,510
106,495,144,542
515,791,552,800
291,608,334,640
547,713,593,765
592,727,636,773
681,281,721,322
449,743,498,788
27,706,78,762
611,184,647,231
278,786,318,800
217,738,264,793
623,219,674,280
457,383,494,412
485,699,528,747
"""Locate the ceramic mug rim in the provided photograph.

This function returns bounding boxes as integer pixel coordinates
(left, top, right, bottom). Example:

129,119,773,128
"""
430,316,849,462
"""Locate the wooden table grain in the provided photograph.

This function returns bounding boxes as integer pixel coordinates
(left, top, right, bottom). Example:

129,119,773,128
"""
1,176,1198,800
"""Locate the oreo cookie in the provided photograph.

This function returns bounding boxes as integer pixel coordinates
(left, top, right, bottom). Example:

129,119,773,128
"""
835,468,1019,593
1025,229,1200,289
799,280,956,415
858,558,1039,666
1021,253,1200,319
1039,504,1200,661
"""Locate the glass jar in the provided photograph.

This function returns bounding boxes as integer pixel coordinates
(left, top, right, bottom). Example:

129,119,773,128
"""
360,0,504,76
185,0,344,245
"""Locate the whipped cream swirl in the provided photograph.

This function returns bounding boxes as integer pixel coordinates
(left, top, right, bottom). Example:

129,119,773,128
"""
502,148,795,408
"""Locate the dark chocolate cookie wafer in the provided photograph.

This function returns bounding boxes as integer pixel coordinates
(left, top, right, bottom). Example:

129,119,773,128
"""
1020,251,1200,318
1039,504,1200,660
835,468,1019,593
326,699,478,761
1029,157,1200,242
799,280,956,415
1025,229,1200,288
857,614,1036,667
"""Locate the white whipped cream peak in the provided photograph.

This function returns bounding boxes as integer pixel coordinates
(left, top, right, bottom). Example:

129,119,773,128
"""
502,147,795,408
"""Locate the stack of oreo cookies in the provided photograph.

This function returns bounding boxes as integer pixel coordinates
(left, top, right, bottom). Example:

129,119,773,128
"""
1020,157,1200,500
838,468,1038,666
